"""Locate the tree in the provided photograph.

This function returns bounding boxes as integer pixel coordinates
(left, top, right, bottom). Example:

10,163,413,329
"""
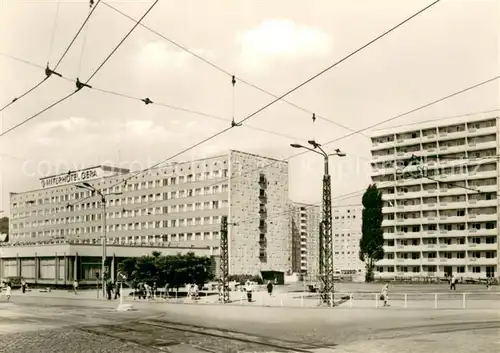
359,184,384,282
118,252,214,290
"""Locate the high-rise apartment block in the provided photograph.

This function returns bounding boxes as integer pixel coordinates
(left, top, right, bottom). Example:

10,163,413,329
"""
370,115,498,279
290,203,320,277
0,150,291,285
333,205,364,277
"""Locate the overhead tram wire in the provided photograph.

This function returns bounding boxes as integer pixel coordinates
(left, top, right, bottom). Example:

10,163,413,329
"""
198,76,500,192
0,0,103,114
0,0,160,138
73,74,500,207
82,0,443,194
102,0,441,136
0,53,308,141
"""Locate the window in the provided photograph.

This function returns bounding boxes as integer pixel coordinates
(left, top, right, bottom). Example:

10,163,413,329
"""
473,266,481,273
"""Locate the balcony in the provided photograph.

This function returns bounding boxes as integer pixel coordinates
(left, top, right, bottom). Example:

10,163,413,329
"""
437,243,467,251
372,138,396,151
376,259,396,266
468,199,497,208
395,137,422,147
467,242,497,251
422,133,437,141
438,144,466,154
421,257,438,264
371,153,396,163
467,125,496,137
468,140,497,151
437,258,467,265
395,258,421,265
438,201,467,210
467,213,497,222
467,257,497,265
424,243,437,250
438,129,467,140
468,228,497,236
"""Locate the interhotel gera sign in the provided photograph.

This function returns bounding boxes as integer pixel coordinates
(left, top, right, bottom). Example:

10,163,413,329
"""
39,167,103,188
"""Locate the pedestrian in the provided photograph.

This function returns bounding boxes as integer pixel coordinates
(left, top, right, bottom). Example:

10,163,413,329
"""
143,282,151,300
5,283,11,301
450,274,457,291
106,279,112,300
245,281,253,302
193,283,199,300
114,281,121,300
73,280,79,295
380,283,389,307
266,280,273,296
486,278,492,291
21,279,27,294
152,281,157,300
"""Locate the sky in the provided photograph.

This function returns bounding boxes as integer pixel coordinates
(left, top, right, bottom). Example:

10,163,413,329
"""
0,0,498,216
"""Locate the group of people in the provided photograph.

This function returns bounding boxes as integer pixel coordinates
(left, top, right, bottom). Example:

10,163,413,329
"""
0,281,12,301
132,281,159,300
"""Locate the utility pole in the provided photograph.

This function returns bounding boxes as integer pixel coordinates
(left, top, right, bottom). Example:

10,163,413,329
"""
76,182,121,299
322,166,334,306
220,216,230,303
318,221,324,301
290,141,345,307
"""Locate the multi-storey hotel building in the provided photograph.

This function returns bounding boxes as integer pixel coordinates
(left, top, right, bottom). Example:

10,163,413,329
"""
333,204,365,278
290,202,320,277
0,150,291,286
370,115,499,280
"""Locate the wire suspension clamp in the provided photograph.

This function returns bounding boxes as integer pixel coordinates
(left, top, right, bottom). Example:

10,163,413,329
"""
142,98,153,105
231,75,242,127
75,78,92,90
45,63,62,78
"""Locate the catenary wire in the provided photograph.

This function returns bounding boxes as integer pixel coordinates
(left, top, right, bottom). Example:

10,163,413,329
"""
0,1,103,114
199,76,500,192
0,0,159,138
47,0,61,64
0,52,310,142
68,0,443,199
102,1,442,137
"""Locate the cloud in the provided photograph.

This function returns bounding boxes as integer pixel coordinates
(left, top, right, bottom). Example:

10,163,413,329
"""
134,41,216,73
237,19,332,66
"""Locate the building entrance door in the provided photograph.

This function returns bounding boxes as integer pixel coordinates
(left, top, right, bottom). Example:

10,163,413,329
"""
444,266,452,277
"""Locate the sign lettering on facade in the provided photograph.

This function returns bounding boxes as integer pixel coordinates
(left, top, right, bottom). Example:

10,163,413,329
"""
40,168,102,188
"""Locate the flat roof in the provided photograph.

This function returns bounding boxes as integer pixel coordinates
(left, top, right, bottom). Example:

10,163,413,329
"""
370,112,499,138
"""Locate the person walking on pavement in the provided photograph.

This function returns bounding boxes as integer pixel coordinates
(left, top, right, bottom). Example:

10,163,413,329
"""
106,279,113,300
114,280,121,300
21,279,27,294
73,280,79,295
266,280,273,296
245,280,253,302
380,283,389,307
450,274,457,291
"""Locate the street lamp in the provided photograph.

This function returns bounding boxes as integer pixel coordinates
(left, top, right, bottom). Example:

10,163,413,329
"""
76,183,122,298
290,141,345,307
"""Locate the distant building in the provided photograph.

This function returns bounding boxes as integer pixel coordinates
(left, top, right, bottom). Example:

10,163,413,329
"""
332,205,365,278
371,115,498,279
290,202,320,278
0,150,291,285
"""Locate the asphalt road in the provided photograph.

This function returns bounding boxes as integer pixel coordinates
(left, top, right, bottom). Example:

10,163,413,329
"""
1,295,499,353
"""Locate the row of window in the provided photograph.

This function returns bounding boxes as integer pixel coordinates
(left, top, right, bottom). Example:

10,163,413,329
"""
376,265,496,274
384,222,497,233
372,119,496,144
12,170,231,207
384,251,496,259
385,237,497,246
12,184,229,217
11,215,224,239
12,201,227,230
